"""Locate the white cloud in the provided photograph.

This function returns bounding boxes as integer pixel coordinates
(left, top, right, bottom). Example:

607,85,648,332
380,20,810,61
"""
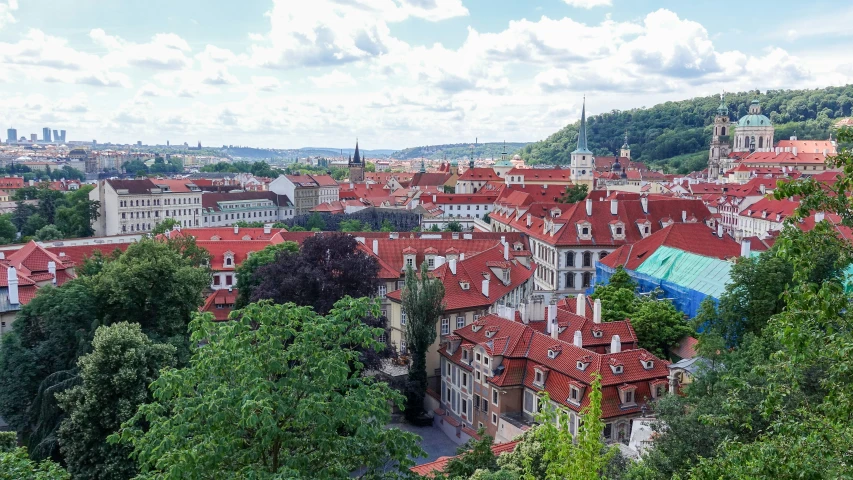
90,29,193,70
251,76,282,91
562,0,612,8
310,69,357,88
0,0,18,29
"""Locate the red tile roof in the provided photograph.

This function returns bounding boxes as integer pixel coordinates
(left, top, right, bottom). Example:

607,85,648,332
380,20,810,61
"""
410,441,519,477
458,168,500,181
387,244,535,312
200,288,237,321
505,168,572,182
601,222,740,270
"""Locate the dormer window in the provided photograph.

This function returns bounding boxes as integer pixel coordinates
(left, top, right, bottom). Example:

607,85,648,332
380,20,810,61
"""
460,282,470,290
650,379,668,399
533,366,548,387
639,353,655,370
485,327,498,338
568,385,582,405
618,385,637,406
223,251,235,267
577,221,592,239
472,323,483,333
591,327,603,338
609,359,624,375
547,345,562,359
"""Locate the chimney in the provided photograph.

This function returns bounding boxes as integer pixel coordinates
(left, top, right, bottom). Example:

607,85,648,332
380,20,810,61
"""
504,242,510,261
593,298,602,324
641,196,648,214
432,194,436,203
526,214,532,227
449,258,457,275
48,261,57,285
573,330,583,347
681,210,687,222
7,267,18,305
349,182,354,189
815,211,825,223
717,223,724,238
263,224,271,234
0,252,4,260
759,184,766,194
434,256,445,268
740,239,751,258
610,199,618,215
482,277,490,297
372,239,379,255
793,147,798,156
576,294,586,317
585,198,592,216
610,334,621,354
234,225,239,235
519,302,529,324
790,134,797,141
460,252,465,261
550,318,559,340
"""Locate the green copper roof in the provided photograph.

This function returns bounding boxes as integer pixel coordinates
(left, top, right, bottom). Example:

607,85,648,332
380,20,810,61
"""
737,114,772,127
572,98,592,155
495,160,513,166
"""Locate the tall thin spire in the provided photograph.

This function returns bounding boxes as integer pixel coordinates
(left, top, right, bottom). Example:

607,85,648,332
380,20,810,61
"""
572,97,592,154
420,157,426,173
352,139,361,165
469,139,476,169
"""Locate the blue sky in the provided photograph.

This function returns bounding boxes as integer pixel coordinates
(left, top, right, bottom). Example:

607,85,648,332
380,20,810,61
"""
1,0,851,149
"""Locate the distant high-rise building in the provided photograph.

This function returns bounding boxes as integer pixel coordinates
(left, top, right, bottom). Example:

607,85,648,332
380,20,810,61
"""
198,141,202,149
137,141,142,147
52,130,66,143
167,140,170,146
30,134,37,143
59,130,66,142
6,128,17,144
43,127,51,142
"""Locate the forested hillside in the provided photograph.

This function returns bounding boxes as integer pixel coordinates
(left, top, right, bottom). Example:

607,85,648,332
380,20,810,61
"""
521,85,853,173
392,142,528,160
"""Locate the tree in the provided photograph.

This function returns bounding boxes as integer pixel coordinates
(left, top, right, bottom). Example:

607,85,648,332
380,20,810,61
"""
92,238,211,363
306,212,326,231
531,375,615,480
11,202,38,232
110,300,424,478
23,214,48,237
445,220,462,232
0,280,97,460
629,296,691,358
0,448,69,480
380,219,394,232
251,233,380,315
0,215,17,244
401,263,446,421
365,162,376,172
57,323,176,480
591,267,638,322
150,218,180,235
234,241,299,308
440,431,499,479
34,225,63,242
560,184,589,204
339,219,369,232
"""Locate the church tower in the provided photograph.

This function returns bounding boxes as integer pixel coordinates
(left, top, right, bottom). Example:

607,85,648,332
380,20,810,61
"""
707,94,732,180
348,140,364,182
620,131,631,160
570,98,595,189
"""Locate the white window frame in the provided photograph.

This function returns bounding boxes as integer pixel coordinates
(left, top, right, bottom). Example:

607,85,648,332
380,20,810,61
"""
456,316,465,329
401,312,407,326
377,284,387,297
441,318,450,335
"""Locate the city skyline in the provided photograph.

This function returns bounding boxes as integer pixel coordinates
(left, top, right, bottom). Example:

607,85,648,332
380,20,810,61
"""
1,0,852,149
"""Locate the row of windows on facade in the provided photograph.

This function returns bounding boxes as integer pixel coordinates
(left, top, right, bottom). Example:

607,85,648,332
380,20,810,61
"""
122,209,198,219
203,211,276,222
119,197,199,208
444,205,491,211
399,311,482,336
212,274,234,286
442,355,498,425
221,202,272,209
122,219,198,232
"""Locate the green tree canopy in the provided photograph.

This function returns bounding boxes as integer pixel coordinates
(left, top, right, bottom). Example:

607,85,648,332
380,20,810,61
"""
234,241,299,308
0,448,69,480
57,322,176,480
111,299,424,478
559,184,589,204
401,263,446,421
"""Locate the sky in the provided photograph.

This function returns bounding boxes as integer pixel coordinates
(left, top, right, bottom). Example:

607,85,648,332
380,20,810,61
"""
1,0,852,150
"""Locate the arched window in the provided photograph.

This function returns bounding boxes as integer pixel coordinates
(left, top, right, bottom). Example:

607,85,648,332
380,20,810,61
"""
721,126,726,136
582,272,593,288
566,272,575,289
599,251,608,261
582,252,592,267
566,252,575,267
758,136,763,148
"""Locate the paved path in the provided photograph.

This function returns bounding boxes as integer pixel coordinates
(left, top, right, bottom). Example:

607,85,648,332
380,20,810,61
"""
390,422,459,463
